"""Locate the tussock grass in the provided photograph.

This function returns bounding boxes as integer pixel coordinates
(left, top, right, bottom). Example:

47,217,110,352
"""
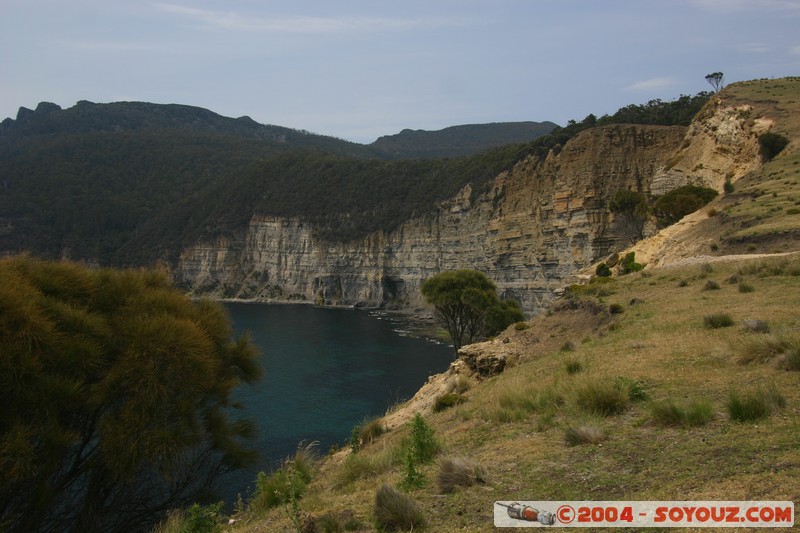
337,444,403,486
433,393,467,412
359,417,386,446
564,357,584,375
727,384,785,422
738,281,755,293
737,334,799,364
564,421,606,446
704,313,734,329
436,456,487,493
702,280,721,291
573,379,630,417
249,446,318,514
373,484,426,532
649,398,714,427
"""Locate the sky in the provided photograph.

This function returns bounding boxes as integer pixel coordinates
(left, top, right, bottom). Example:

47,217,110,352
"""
1,0,799,144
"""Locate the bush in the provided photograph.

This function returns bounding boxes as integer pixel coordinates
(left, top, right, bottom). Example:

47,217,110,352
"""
702,280,720,291
373,484,426,532
654,185,718,226
595,262,612,277
436,456,487,493
758,132,789,161
614,376,648,402
619,252,644,274
408,413,439,463
650,398,714,427
564,422,606,446
514,321,530,331
727,385,784,422
183,502,224,533
434,393,467,412
609,303,625,314
250,447,316,513
704,313,734,329
724,179,735,194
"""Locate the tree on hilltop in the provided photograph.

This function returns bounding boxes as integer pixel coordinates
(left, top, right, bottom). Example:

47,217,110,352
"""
705,72,724,93
0,256,261,533
421,269,524,354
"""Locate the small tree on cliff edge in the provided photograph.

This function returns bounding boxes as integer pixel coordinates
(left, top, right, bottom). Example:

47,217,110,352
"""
421,269,524,355
705,72,724,93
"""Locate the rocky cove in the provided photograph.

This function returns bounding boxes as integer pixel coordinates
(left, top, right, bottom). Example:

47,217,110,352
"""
176,98,766,314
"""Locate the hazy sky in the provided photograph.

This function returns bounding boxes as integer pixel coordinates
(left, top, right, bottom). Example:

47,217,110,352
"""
2,0,799,143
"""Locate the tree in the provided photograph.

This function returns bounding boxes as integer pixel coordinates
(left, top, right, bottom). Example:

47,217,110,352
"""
705,72,724,93
0,256,261,533
610,189,650,244
420,270,524,354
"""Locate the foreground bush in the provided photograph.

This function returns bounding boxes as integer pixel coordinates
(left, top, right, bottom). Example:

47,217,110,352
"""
0,257,261,533
727,385,785,422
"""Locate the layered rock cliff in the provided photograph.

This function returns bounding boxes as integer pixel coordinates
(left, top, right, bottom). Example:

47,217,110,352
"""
177,124,689,313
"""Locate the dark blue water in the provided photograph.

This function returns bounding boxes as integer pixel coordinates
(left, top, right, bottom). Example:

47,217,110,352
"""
219,303,452,500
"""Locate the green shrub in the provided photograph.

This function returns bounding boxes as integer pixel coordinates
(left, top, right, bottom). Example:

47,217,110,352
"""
250,447,316,513
433,393,467,412
786,207,800,215
398,451,425,492
564,422,606,446
574,380,630,416
609,303,625,314
724,179,735,194
182,502,224,533
373,484,426,531
408,413,439,463
654,185,718,226
727,385,784,422
703,313,734,329
595,262,612,277
514,321,530,331
650,398,714,427
436,456,487,494
758,132,789,161
619,252,644,274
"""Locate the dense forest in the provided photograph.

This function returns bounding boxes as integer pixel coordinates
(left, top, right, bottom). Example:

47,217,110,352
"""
0,92,710,266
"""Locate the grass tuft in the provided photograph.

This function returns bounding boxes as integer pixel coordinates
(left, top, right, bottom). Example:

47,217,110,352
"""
702,280,721,291
727,384,785,422
649,398,714,427
704,313,734,329
436,456,487,494
564,422,606,446
359,417,386,447
433,393,467,412
373,484,426,532
573,379,630,417
564,358,584,375
737,334,798,364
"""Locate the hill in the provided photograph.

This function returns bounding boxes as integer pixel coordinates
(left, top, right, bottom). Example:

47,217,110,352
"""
369,121,558,159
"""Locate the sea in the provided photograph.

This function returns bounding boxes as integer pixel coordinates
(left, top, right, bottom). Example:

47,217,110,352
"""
218,302,453,501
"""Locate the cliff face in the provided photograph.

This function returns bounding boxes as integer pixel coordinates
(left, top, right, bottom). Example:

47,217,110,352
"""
177,124,688,313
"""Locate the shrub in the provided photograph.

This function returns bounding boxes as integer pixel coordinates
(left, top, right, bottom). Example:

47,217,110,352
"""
434,393,467,412
436,456,487,493
609,303,625,314
786,207,800,215
650,398,714,427
727,385,784,422
373,484,426,532
702,280,720,291
707,207,718,217
398,450,425,491
574,379,629,417
699,262,714,276
758,132,789,161
724,179,735,194
408,413,439,463
250,447,316,513
619,252,644,274
514,321,530,331
595,262,612,277
564,422,606,446
704,313,734,329
678,279,689,287
654,185,718,226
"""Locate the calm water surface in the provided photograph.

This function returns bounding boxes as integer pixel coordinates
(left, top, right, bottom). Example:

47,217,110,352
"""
220,303,452,499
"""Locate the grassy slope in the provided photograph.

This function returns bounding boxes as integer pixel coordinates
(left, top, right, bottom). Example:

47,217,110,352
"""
213,79,800,532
